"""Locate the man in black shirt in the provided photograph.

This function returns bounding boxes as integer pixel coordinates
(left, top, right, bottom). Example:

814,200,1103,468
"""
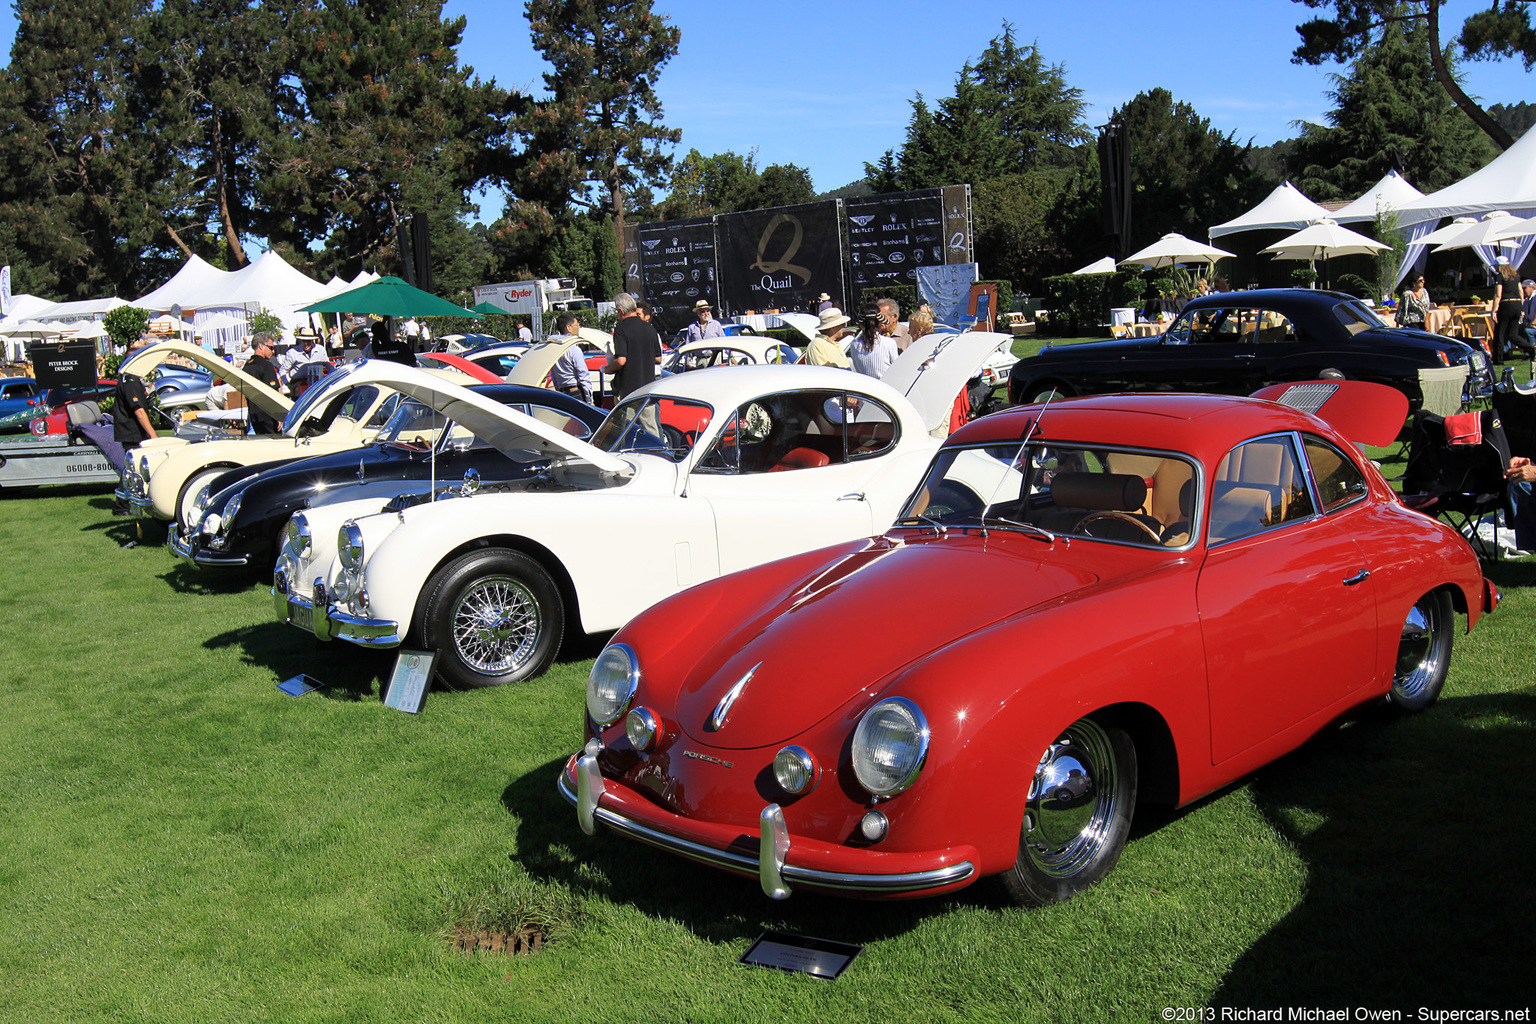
609,293,661,399
244,333,283,434
108,335,163,515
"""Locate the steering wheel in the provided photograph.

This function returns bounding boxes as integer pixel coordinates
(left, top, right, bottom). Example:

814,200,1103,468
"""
1078,511,1162,543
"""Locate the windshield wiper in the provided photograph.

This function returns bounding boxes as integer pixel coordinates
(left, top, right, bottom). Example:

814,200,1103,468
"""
983,515,1056,542
894,513,948,537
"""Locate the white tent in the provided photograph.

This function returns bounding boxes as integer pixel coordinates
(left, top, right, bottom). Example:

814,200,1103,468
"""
1070,256,1118,275
1331,170,1425,224
135,254,234,312
1209,181,1335,238
1397,127,1536,227
34,296,128,322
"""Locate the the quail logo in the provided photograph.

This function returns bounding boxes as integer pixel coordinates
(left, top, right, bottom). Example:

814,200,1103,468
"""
750,214,811,284
949,231,967,250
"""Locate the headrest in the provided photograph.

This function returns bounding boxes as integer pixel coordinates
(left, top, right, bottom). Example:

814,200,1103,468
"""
1051,472,1147,511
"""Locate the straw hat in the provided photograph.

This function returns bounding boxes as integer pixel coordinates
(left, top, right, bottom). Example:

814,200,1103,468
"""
692,299,713,312
817,307,851,334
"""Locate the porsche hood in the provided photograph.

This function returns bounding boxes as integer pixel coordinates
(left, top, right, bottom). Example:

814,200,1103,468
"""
671,537,1100,750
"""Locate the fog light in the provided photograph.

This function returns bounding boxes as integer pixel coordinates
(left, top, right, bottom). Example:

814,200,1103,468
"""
859,810,888,842
772,745,818,795
625,706,661,751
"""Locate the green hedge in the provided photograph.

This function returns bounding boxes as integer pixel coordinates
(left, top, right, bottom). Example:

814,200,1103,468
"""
1041,272,1146,335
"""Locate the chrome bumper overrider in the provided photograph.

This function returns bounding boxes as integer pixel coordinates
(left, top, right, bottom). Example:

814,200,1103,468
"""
559,749,976,900
270,568,398,646
172,526,250,567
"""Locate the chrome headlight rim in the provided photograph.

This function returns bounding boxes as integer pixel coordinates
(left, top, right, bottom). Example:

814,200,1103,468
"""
287,513,312,558
850,696,930,798
586,643,640,728
220,491,242,533
625,705,662,752
773,744,820,796
338,521,364,572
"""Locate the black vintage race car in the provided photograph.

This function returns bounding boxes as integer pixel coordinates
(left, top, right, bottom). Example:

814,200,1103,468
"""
170,383,606,575
1008,289,1492,409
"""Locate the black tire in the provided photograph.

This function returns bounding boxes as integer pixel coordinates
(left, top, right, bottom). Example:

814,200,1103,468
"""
1001,716,1137,906
416,548,563,689
1389,590,1453,712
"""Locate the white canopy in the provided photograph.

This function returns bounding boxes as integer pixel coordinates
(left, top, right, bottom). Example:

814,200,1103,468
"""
1331,170,1425,224
1070,256,1118,275
1120,233,1235,269
135,254,234,311
34,296,128,322
134,250,328,311
1397,126,1536,227
1209,182,1335,238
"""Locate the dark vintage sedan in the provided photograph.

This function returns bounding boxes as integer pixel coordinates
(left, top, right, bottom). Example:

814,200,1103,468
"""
1008,289,1492,409
171,383,605,574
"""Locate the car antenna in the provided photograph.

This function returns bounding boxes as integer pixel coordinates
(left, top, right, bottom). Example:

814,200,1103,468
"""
979,391,1053,535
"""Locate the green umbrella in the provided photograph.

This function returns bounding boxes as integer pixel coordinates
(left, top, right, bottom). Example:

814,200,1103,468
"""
300,276,483,318
469,301,504,315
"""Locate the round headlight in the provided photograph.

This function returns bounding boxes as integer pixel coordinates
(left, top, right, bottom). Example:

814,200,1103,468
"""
287,513,312,558
850,698,930,797
773,745,819,795
586,643,639,728
625,706,662,752
199,512,221,537
338,521,364,571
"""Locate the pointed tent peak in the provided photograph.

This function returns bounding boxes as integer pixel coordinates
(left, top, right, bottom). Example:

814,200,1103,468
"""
1397,123,1536,226
1071,256,1118,275
135,253,237,311
1332,170,1426,224
1209,181,1335,238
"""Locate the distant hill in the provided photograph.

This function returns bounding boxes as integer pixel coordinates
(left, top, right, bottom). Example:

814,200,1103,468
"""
817,179,874,201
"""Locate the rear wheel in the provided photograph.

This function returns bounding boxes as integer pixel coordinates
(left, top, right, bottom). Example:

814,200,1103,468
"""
1389,591,1453,712
1001,716,1137,906
1026,382,1073,404
417,549,564,689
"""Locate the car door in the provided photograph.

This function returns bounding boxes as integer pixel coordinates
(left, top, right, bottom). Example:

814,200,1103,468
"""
1197,433,1378,764
684,389,882,574
1125,306,1260,394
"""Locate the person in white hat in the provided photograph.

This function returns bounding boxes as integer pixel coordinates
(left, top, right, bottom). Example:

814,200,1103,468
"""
683,299,725,345
803,307,852,368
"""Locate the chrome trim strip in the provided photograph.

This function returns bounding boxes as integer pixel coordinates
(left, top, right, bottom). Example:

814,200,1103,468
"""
329,609,400,647
577,741,604,836
759,804,791,899
168,525,193,560
191,550,251,568
556,769,976,895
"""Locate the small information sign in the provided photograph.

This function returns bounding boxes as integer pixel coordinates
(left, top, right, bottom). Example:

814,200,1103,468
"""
739,930,862,980
384,648,435,714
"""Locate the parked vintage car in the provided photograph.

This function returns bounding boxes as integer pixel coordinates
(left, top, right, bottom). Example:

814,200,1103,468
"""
663,337,799,372
0,377,42,431
1007,289,1493,409
559,380,1496,905
118,346,486,526
173,382,604,573
273,334,1013,688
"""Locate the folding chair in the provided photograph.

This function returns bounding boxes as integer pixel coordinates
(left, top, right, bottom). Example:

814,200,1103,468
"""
1401,408,1512,560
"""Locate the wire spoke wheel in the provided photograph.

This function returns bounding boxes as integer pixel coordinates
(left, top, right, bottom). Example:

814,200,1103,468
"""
451,575,541,674
418,549,564,688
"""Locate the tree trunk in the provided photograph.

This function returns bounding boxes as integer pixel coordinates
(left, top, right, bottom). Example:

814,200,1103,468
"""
1426,0,1513,151
212,110,249,266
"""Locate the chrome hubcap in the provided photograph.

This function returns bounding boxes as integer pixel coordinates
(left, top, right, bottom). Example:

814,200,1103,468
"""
1022,720,1119,878
1394,597,1444,701
452,575,541,675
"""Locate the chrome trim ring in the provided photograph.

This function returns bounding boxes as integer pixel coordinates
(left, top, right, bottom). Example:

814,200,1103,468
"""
1394,595,1449,702
449,574,540,674
1022,719,1124,880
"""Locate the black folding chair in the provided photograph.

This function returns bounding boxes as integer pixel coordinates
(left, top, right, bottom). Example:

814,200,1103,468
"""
1401,408,1512,560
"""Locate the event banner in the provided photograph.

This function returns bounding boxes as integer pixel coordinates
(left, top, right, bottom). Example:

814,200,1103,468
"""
29,339,97,388
845,189,948,295
619,222,642,297
715,200,843,315
636,217,717,326
941,184,974,266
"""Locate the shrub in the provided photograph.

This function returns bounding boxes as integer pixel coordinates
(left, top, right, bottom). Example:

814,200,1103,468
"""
103,305,150,352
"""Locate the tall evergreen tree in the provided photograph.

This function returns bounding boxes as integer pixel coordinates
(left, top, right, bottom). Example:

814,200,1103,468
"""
1289,14,1494,200
513,0,681,249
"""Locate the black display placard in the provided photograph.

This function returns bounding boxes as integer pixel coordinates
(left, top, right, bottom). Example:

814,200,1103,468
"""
637,217,717,327
845,188,947,296
29,340,97,389
716,200,843,315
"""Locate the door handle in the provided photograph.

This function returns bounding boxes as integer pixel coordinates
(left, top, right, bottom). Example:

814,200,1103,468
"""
838,491,867,502
1343,570,1370,586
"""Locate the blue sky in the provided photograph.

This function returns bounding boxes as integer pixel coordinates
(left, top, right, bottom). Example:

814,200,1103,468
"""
2,0,1530,214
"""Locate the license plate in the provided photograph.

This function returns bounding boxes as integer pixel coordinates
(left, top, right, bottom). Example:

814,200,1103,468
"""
288,601,313,633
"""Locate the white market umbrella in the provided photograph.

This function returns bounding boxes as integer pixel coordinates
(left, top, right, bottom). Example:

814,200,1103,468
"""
150,313,195,333
1415,216,1480,247
69,321,109,339
1071,256,1118,275
1262,219,1389,261
1429,210,1536,252
1119,233,1235,269
196,311,243,331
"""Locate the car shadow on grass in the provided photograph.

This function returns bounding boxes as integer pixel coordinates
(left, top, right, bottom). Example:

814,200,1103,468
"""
500,756,972,947
159,561,265,596
203,621,387,701
1211,691,1536,1009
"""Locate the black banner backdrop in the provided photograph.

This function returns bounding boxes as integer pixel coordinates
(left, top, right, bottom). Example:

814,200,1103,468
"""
715,200,843,315
941,184,974,265
636,217,718,329
845,189,947,297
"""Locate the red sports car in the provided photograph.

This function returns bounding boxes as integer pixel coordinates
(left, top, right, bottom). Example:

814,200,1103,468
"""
560,381,1496,904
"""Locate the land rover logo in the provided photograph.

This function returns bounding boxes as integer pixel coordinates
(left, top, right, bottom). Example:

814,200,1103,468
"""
684,750,734,768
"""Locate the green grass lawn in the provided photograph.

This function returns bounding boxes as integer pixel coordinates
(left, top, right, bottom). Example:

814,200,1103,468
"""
1,479,1532,1022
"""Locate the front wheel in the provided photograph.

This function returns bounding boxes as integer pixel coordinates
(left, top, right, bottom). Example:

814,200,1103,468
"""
177,467,229,532
416,549,564,689
1389,591,1453,712
1000,716,1137,906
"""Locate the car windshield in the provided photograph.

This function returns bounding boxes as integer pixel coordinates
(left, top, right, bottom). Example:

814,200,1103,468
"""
280,362,358,434
378,399,444,446
898,441,1198,548
591,395,713,462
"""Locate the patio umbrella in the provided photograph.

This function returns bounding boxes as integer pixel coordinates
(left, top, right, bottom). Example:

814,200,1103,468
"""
299,276,483,318
1429,210,1536,252
69,321,109,339
196,311,243,331
1119,233,1235,269
469,302,504,315
1070,256,1118,275
1414,216,1480,248
1261,219,1389,261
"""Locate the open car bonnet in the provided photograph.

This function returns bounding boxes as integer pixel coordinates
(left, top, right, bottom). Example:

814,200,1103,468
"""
506,335,587,386
121,339,292,421
350,363,631,475
775,312,820,345
1249,379,1409,448
881,331,1014,434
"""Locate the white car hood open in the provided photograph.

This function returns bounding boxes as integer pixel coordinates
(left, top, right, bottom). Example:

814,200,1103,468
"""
776,312,820,344
507,336,585,386
121,339,292,421
359,363,631,475
881,331,1013,434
